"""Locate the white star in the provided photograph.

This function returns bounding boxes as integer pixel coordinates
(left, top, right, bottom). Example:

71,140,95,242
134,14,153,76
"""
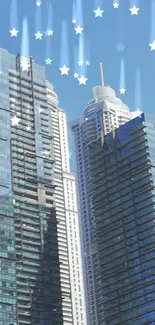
45,58,52,65
72,19,76,24
93,7,104,18
34,31,43,39
113,2,119,9
26,125,31,131
129,5,140,15
59,65,70,75
116,42,125,52
119,88,126,94
10,28,19,37
11,116,20,126
73,73,79,79
21,57,30,71
36,1,41,6
149,41,155,51
85,61,90,66
78,75,88,85
74,26,84,34
47,29,54,36
78,60,84,66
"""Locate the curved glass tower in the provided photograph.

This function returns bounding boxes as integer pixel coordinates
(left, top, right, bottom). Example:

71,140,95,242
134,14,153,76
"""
70,84,132,325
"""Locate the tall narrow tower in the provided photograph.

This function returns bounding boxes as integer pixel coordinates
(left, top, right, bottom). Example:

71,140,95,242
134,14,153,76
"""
47,80,87,325
70,68,132,325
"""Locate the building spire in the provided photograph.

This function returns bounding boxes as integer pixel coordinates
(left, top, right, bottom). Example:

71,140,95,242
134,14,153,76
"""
100,62,104,86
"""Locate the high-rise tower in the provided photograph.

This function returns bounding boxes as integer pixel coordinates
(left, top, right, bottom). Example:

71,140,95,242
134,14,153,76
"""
89,112,155,325
0,48,85,325
47,83,87,325
70,79,132,325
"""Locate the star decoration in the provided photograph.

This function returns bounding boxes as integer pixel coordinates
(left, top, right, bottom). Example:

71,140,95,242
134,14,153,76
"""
119,88,126,94
85,61,90,66
74,26,84,35
78,60,84,66
45,58,52,65
59,65,70,75
36,1,41,6
73,73,79,79
116,42,125,52
93,7,104,18
11,116,20,126
149,41,155,51
21,57,30,71
72,19,76,24
78,75,88,85
26,125,31,131
113,2,119,9
10,28,19,37
34,31,43,39
47,29,54,36
129,5,140,15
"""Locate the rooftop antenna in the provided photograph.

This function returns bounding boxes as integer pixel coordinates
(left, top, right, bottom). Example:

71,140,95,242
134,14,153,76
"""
100,62,104,86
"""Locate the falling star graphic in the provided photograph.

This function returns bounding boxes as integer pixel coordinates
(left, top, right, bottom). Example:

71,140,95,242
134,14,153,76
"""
78,60,84,66
76,0,84,28
10,28,19,37
119,58,126,94
116,42,125,52
21,16,30,71
78,75,88,85
36,1,41,6
116,4,125,53
135,66,142,111
94,0,104,17
34,2,43,39
93,7,104,17
59,20,70,75
149,0,155,50
72,0,76,24
45,3,54,36
35,31,43,39
129,5,140,15
129,0,140,15
113,1,119,8
85,38,90,66
74,26,84,35
45,58,52,65
60,65,70,75
45,23,53,65
10,0,19,36
77,34,87,82
73,46,79,78
73,73,79,79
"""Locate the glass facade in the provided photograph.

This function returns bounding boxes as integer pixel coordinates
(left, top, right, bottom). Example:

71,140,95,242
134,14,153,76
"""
0,49,63,325
90,113,155,325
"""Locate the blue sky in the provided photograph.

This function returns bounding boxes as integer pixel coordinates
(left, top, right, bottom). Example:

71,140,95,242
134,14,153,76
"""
0,0,154,123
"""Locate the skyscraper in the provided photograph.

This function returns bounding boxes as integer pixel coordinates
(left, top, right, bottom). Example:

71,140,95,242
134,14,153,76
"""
89,112,155,325
47,83,87,325
70,84,132,325
0,48,85,325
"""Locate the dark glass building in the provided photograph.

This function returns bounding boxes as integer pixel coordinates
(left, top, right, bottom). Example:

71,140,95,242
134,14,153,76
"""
0,49,64,325
89,113,155,325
